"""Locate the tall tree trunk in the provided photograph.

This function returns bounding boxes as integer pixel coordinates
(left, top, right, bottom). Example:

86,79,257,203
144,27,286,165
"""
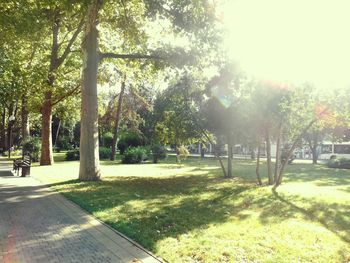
200,142,205,159
312,146,318,164
265,128,274,185
7,104,14,158
256,144,262,185
54,119,61,149
227,133,233,178
309,131,319,164
110,76,125,161
40,92,54,165
21,97,30,141
275,118,318,186
79,0,103,181
0,108,6,150
274,122,282,183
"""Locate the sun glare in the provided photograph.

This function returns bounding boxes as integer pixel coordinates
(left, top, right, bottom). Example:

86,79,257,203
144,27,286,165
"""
223,0,350,90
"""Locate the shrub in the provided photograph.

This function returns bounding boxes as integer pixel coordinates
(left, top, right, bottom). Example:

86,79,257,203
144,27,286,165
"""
122,146,149,164
23,137,41,162
176,145,189,164
99,147,112,159
56,135,73,152
66,149,80,161
117,132,143,154
102,132,114,148
327,158,350,169
151,144,167,163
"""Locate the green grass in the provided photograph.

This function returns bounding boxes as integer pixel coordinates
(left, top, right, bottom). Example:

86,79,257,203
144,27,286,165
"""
30,155,350,262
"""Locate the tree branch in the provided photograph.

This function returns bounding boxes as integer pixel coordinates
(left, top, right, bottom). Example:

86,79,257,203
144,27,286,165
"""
57,17,85,67
52,84,81,106
99,52,162,61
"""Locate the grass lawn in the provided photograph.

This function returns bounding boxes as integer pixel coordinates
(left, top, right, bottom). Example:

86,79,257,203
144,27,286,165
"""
30,154,350,262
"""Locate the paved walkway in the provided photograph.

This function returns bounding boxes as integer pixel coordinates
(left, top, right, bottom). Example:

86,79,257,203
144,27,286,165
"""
0,160,162,263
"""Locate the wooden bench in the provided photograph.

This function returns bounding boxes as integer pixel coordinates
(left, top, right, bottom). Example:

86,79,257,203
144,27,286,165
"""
13,155,31,177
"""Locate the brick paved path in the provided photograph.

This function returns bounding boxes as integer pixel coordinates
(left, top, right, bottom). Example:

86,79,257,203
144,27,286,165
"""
0,160,161,263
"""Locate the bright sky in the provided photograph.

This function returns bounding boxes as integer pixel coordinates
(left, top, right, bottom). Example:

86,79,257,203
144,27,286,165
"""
223,0,350,90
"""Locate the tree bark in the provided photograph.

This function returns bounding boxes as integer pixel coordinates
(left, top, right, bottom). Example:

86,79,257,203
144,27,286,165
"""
200,142,205,159
79,0,103,181
274,122,282,183
40,92,54,165
256,144,262,185
308,131,319,164
312,146,318,164
265,128,274,185
275,118,319,186
54,118,61,149
110,76,125,161
0,108,6,150
7,104,14,158
21,97,30,141
227,133,233,178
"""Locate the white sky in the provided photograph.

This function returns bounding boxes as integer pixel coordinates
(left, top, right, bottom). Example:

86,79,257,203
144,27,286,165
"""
222,0,350,90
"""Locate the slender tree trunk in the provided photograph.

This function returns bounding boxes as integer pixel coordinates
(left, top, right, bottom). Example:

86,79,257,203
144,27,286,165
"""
265,128,273,185
40,92,54,165
110,76,125,161
227,133,233,178
21,97,30,141
312,146,318,164
54,119,61,148
200,142,205,159
274,122,282,182
7,104,14,158
309,132,319,164
256,144,262,185
79,0,103,181
275,118,319,186
0,108,6,150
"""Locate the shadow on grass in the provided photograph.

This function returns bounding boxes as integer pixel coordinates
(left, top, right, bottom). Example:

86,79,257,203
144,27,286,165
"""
283,164,350,186
256,188,350,244
39,159,350,253
48,175,254,250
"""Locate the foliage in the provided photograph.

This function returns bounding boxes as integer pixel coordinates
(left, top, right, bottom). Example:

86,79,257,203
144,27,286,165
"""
327,158,350,169
102,132,114,148
56,135,73,152
122,146,149,164
151,144,167,163
117,132,144,154
176,145,189,163
65,149,80,161
99,147,113,160
22,137,41,162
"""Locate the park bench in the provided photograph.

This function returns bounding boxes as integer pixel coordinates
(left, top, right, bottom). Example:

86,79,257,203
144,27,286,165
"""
13,155,31,177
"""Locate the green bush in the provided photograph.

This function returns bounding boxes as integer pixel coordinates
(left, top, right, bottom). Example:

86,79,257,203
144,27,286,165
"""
102,132,114,148
122,146,149,164
66,149,80,161
151,144,167,163
117,132,143,154
23,137,41,162
99,147,112,159
56,135,73,152
327,158,350,169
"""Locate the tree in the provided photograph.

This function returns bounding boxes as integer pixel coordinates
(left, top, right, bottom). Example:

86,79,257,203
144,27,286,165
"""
79,0,218,180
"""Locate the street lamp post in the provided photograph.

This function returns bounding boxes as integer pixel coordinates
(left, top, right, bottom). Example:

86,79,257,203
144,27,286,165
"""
8,115,15,159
